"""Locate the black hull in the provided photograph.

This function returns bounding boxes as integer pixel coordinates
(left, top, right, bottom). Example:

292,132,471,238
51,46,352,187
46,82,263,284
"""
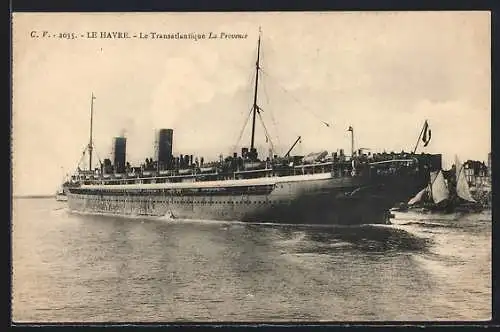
68,172,428,225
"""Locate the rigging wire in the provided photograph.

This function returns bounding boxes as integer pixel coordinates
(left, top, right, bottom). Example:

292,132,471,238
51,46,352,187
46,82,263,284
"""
231,107,254,153
240,65,257,116
92,142,103,166
231,31,315,155
75,141,103,172
259,68,332,129
261,70,270,105
229,60,259,154
259,73,281,151
229,36,267,154
252,34,282,153
76,146,87,169
257,109,275,153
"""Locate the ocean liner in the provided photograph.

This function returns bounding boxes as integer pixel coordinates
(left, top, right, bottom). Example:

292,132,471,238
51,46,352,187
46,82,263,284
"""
65,32,441,225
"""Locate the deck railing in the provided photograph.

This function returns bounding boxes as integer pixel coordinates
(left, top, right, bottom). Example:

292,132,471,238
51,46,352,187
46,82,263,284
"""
71,155,428,186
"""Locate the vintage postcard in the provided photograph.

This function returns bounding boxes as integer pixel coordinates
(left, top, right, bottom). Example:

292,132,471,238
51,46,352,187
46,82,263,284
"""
12,11,491,322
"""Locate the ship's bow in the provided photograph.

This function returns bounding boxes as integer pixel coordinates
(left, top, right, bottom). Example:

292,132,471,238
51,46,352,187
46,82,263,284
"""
354,154,441,223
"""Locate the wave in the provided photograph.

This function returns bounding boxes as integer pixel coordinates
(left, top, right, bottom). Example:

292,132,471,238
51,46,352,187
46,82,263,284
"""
390,217,492,236
335,225,431,252
50,206,70,216
392,210,491,222
392,221,450,228
274,224,430,254
67,209,430,253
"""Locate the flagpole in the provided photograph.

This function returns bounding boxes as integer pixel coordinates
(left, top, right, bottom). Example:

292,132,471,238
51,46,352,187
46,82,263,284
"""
89,92,96,171
412,120,427,154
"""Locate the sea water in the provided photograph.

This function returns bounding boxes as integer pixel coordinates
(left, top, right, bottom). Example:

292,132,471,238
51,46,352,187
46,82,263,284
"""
11,198,491,322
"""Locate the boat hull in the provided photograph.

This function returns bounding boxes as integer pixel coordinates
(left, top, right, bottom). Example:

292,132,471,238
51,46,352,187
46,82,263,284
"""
408,201,484,215
67,173,426,225
56,194,68,202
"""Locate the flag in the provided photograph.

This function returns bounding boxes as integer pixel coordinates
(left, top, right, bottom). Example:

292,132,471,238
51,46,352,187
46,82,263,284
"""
347,126,353,132
422,121,431,147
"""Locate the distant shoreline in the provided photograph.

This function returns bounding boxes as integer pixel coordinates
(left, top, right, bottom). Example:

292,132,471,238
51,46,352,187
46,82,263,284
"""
13,195,55,199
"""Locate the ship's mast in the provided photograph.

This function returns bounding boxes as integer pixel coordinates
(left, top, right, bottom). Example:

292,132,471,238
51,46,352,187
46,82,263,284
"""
88,93,96,171
351,128,354,157
348,126,354,157
250,28,262,152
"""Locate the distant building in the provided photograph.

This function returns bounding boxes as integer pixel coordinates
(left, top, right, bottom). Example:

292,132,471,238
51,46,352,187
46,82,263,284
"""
463,159,488,187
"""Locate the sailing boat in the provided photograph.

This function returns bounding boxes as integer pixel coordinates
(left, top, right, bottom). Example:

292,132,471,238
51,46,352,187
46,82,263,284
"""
406,170,451,212
452,155,483,212
55,187,67,201
406,156,482,213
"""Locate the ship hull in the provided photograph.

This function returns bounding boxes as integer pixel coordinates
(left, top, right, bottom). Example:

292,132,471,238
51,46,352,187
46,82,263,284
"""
67,173,426,225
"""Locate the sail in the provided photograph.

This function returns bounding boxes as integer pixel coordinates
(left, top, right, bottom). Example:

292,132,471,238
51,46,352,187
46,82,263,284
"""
429,171,438,184
455,156,476,202
408,187,428,205
431,170,449,204
407,170,438,205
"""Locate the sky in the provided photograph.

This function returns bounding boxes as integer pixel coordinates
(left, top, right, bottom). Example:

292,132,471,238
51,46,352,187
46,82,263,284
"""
12,12,491,196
